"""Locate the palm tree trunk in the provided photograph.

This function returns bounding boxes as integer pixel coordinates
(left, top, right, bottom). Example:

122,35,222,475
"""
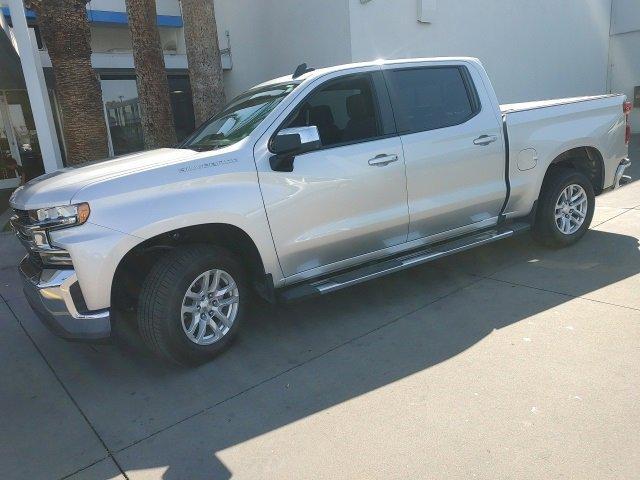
125,0,176,149
31,0,109,165
181,0,226,126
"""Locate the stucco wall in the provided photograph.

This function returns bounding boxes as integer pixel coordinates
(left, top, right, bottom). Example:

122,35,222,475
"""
216,0,351,98
610,31,640,132
610,0,640,132
348,0,612,104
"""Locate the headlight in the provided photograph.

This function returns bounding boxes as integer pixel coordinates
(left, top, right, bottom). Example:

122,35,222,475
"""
29,203,91,228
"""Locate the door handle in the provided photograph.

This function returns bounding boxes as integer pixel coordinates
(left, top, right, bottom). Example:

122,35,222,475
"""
473,134,498,146
368,154,398,166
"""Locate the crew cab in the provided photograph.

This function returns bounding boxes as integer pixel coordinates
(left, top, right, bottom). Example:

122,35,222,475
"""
9,57,632,365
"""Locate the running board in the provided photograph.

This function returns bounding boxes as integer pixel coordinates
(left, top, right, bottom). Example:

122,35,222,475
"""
278,222,530,303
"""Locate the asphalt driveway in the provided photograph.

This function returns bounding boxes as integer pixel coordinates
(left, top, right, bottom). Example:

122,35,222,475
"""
1,166,639,479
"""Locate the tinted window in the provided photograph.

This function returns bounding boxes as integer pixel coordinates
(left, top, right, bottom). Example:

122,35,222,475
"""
385,67,477,133
285,74,381,147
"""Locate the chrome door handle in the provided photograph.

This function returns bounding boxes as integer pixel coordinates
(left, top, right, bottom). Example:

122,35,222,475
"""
368,154,398,166
473,134,498,146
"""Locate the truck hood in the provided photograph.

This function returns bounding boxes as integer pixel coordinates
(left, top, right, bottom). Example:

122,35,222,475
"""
9,148,200,210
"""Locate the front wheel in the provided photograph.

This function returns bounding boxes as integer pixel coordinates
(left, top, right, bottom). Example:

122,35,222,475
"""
137,245,247,365
532,168,595,248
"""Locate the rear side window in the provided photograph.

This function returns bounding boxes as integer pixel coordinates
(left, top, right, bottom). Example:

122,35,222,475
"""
385,66,479,134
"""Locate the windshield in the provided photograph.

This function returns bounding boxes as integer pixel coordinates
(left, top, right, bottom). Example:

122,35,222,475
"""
180,83,299,151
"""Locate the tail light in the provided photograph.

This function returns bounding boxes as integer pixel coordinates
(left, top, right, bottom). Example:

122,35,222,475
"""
624,101,632,144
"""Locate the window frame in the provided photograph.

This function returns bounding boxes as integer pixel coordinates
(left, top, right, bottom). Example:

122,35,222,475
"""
270,71,396,154
383,65,481,135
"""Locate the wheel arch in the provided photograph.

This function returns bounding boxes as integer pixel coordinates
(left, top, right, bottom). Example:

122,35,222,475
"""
111,223,271,310
544,146,605,194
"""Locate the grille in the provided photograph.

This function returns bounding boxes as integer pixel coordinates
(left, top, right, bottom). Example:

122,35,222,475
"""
13,209,31,225
28,251,43,269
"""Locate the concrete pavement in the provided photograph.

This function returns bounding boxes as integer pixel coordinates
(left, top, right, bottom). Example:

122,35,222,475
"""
0,178,639,479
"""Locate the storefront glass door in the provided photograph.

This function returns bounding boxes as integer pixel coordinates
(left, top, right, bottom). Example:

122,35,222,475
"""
0,90,46,187
0,92,23,189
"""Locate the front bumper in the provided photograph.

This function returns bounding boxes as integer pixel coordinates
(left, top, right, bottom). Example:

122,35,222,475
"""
19,256,112,342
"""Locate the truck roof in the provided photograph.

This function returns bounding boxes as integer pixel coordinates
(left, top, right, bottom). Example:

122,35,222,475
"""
253,57,482,89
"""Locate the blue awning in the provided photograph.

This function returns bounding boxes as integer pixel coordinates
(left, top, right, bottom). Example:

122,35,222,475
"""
2,7,183,27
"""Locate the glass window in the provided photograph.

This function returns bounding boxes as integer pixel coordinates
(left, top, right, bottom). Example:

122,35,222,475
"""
101,75,197,156
385,67,476,134
285,74,381,148
101,78,145,156
168,77,195,141
3,90,45,180
180,82,298,152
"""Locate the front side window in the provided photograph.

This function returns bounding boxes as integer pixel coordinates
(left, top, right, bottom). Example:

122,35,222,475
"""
284,74,382,148
181,83,298,151
385,66,478,134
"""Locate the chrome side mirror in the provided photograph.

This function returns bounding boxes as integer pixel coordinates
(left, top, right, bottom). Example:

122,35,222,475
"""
270,126,321,172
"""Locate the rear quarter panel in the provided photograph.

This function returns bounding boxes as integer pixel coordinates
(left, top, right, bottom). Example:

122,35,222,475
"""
504,95,627,217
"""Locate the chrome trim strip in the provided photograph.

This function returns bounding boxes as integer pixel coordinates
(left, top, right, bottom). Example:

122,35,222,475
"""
10,215,71,264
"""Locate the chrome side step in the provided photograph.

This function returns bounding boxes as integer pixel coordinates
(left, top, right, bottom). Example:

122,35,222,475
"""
278,222,530,303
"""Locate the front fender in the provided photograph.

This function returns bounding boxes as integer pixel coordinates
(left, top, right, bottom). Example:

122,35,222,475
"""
49,222,142,311
67,159,283,307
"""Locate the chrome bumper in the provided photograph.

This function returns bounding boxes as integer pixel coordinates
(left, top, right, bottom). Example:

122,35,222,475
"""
614,158,631,189
19,256,112,342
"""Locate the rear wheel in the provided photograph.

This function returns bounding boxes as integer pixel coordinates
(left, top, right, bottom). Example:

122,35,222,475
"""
137,245,247,365
532,168,595,248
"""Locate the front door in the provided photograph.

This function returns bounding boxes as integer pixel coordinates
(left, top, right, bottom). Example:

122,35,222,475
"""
383,63,506,241
255,71,409,277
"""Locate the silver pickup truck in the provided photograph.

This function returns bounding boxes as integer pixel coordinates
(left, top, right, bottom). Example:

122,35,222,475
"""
9,57,632,365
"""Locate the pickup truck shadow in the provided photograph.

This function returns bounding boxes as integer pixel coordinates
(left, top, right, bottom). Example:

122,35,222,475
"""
45,229,640,478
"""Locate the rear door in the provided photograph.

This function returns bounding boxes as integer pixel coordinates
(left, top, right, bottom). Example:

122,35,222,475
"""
255,70,409,278
383,62,506,241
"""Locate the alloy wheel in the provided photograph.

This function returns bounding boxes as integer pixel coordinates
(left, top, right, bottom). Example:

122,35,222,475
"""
180,269,240,345
554,184,588,235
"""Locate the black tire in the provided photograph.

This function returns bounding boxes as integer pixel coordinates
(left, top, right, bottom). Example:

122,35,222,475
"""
137,244,247,366
532,168,595,248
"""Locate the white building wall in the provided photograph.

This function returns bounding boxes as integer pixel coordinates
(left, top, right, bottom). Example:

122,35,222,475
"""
609,0,640,132
215,0,351,98
348,0,612,104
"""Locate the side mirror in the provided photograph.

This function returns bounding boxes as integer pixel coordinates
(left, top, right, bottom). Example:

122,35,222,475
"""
270,126,321,172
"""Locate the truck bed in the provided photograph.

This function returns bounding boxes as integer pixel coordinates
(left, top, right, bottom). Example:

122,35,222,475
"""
500,93,627,220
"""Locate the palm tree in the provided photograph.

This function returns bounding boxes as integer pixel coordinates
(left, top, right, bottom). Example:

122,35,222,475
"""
125,0,176,148
26,0,109,164
181,0,226,125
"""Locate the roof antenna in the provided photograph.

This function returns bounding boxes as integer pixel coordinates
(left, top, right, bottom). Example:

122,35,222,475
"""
293,63,314,79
